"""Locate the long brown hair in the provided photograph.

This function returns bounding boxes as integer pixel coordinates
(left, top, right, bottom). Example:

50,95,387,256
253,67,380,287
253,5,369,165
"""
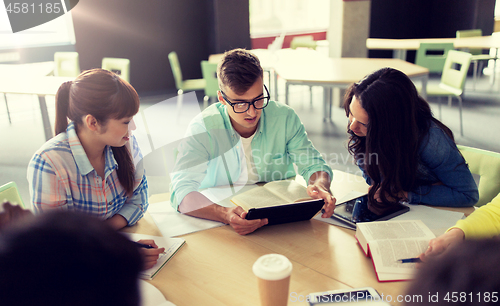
54,68,140,194
343,68,454,213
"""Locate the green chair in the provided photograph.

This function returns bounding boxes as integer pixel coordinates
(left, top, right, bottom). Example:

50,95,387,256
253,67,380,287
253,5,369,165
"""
456,29,496,90
102,57,130,83
419,50,472,137
457,145,500,207
54,51,80,77
415,43,455,74
0,181,25,208
168,51,206,96
290,35,318,107
200,60,218,109
290,35,317,50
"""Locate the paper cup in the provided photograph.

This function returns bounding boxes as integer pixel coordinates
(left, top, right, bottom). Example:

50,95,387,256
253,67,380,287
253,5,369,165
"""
252,254,292,306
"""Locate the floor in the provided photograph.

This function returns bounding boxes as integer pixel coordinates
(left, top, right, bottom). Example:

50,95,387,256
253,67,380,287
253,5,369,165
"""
2,72,500,207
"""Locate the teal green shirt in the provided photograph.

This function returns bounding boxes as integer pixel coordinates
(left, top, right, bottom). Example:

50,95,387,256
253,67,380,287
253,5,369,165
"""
169,101,332,210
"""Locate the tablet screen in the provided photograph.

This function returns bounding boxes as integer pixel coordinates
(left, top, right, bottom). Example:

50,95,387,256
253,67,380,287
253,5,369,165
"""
333,195,409,227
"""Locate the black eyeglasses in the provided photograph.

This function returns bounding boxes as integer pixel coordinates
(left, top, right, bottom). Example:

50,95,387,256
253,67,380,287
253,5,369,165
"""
220,85,270,113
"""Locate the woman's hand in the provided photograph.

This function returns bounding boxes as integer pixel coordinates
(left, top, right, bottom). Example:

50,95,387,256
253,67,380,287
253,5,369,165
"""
419,228,465,262
369,185,408,203
137,239,165,270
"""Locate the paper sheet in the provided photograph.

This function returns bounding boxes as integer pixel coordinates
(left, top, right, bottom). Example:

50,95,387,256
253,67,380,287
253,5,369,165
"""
147,201,225,237
139,280,177,306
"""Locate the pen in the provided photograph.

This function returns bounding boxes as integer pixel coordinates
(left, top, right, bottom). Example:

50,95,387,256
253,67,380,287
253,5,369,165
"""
397,257,421,263
134,241,154,249
134,241,167,255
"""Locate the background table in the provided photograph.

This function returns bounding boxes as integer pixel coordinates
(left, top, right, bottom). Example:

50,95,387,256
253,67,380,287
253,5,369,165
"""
273,57,429,121
366,35,500,60
0,75,72,140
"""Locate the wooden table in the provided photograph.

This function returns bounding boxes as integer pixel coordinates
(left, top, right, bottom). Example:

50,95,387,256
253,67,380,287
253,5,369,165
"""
0,75,72,140
124,170,476,306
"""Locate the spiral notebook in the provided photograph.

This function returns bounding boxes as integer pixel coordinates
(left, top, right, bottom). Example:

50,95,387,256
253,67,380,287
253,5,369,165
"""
124,233,185,280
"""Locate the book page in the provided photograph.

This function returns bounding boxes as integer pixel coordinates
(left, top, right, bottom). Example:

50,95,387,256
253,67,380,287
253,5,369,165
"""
231,186,289,210
262,180,311,203
370,238,429,276
358,220,436,242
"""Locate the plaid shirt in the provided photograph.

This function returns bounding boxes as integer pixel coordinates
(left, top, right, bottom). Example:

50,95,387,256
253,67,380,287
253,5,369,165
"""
27,122,148,225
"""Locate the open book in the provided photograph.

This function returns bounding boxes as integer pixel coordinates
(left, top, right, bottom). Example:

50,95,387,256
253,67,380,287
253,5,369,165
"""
124,233,185,280
355,220,435,282
230,180,311,211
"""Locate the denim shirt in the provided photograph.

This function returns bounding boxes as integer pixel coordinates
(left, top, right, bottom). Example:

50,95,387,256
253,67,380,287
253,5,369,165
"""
358,123,478,207
169,101,332,210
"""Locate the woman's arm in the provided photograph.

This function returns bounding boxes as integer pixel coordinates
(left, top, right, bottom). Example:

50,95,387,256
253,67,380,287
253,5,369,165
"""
409,128,478,207
27,153,69,213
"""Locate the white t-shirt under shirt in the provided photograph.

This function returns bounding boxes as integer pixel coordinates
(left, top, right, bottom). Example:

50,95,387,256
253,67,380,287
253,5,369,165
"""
234,133,260,185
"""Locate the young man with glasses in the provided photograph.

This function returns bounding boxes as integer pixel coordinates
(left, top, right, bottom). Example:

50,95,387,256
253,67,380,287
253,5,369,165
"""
170,48,335,235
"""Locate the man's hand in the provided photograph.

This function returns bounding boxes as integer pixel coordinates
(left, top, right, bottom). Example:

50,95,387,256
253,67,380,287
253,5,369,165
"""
180,193,268,235
419,228,465,262
223,206,268,235
307,184,335,218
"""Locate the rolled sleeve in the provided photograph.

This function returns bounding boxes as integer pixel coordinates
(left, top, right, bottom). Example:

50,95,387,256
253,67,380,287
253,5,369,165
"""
451,193,500,238
118,174,149,226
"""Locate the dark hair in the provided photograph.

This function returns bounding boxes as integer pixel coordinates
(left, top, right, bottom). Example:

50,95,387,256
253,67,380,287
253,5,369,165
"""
343,68,454,213
55,68,140,194
217,48,264,95
405,239,500,306
0,211,142,306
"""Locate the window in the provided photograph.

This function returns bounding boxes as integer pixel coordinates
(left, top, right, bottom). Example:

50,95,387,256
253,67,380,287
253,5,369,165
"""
0,5,75,50
250,0,329,36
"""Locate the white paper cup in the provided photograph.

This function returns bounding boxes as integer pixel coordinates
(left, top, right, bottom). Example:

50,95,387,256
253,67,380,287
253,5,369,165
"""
252,254,292,306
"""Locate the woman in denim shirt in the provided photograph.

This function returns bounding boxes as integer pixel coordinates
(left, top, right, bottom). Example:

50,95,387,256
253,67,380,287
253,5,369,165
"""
344,68,478,214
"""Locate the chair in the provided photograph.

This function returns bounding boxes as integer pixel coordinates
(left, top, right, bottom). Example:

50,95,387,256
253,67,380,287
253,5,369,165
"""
290,35,318,107
200,60,218,109
457,145,500,207
420,50,472,137
415,42,455,74
102,57,130,83
0,181,25,208
456,29,496,90
290,35,317,50
54,51,80,77
168,51,206,96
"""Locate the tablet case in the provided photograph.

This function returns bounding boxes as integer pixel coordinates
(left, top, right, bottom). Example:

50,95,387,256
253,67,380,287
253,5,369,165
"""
245,199,325,225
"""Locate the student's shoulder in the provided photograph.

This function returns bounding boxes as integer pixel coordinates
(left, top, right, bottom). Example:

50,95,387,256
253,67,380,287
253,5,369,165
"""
33,132,72,159
420,122,457,159
196,102,229,130
263,100,298,118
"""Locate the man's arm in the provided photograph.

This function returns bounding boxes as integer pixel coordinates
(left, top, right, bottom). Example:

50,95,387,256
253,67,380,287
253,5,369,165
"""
179,191,268,235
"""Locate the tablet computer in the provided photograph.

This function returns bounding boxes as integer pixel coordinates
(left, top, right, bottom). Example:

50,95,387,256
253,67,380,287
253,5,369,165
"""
331,195,409,229
245,199,325,226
